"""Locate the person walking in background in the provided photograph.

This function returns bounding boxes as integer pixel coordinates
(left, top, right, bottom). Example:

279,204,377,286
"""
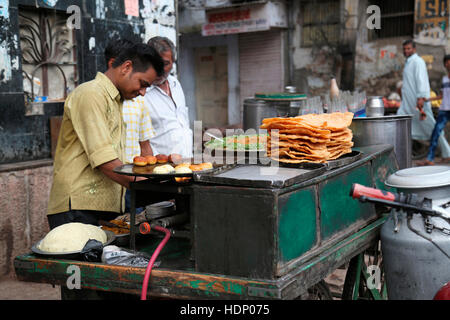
397,40,450,161
419,54,450,165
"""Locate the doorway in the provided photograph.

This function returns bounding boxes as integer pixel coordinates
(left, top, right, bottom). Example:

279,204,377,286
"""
194,46,229,128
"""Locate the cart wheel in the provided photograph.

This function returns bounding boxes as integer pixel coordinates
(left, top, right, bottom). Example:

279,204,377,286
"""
296,280,333,300
342,242,387,300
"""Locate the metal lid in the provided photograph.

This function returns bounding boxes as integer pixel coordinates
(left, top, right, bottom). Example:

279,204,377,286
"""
385,166,450,189
243,98,268,106
254,92,307,101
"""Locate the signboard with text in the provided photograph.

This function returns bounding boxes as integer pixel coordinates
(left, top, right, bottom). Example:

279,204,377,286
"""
202,1,287,36
415,0,449,46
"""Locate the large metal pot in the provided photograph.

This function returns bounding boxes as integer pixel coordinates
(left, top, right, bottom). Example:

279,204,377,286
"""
350,115,412,169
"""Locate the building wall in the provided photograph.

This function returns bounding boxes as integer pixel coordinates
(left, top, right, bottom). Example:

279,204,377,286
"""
0,162,53,278
0,0,176,165
179,32,240,127
0,0,176,278
354,0,449,96
289,0,348,96
290,0,450,97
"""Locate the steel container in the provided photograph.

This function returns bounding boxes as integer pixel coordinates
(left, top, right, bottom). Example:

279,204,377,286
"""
350,115,412,169
243,96,306,131
243,98,276,131
365,96,385,117
381,166,450,300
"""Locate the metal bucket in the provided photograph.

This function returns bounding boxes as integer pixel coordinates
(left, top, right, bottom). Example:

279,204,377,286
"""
349,115,412,169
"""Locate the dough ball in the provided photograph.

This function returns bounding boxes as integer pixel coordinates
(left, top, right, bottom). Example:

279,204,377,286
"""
38,222,107,253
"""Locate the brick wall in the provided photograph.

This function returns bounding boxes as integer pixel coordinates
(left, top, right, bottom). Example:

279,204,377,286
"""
0,163,53,278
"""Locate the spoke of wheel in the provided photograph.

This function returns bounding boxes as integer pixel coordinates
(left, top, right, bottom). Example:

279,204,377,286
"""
352,254,363,300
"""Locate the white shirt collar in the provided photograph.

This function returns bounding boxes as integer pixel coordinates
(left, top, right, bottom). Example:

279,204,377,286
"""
148,75,177,93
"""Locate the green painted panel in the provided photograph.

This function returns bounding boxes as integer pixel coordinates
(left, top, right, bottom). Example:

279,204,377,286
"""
320,164,374,240
278,187,317,262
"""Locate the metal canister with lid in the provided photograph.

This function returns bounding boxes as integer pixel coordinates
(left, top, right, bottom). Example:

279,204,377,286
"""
243,89,307,131
365,96,385,117
381,166,450,300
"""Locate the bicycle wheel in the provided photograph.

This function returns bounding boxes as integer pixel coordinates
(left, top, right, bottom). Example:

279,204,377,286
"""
296,280,334,300
342,242,387,300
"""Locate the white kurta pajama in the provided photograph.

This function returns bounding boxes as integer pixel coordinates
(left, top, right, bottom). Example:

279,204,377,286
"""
397,53,450,158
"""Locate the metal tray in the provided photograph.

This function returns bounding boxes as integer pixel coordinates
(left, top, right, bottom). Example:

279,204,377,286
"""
113,163,215,179
31,230,115,259
193,163,327,189
270,150,363,171
325,150,363,170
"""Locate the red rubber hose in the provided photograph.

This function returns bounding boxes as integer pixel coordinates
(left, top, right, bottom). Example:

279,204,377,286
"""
140,224,171,300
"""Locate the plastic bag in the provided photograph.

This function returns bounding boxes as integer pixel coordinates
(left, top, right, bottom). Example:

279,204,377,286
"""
81,239,104,262
101,245,160,268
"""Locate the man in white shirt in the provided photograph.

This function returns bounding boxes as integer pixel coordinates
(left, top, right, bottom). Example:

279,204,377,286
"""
144,37,193,159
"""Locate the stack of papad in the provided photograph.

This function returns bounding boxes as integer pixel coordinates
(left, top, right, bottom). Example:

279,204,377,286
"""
260,112,354,164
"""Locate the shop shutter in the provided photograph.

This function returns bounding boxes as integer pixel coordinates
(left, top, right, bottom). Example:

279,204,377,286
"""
239,30,284,117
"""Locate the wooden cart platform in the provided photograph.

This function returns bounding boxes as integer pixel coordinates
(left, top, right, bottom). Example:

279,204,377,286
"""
14,216,386,300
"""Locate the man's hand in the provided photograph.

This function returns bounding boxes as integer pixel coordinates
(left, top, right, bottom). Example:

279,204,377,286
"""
139,140,153,157
98,159,147,189
416,98,427,120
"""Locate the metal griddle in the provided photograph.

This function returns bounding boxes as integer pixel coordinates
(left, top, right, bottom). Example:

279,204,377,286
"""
193,151,363,188
193,163,327,189
325,150,363,170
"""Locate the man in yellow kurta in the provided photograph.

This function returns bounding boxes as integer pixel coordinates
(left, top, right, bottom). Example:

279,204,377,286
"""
47,42,163,229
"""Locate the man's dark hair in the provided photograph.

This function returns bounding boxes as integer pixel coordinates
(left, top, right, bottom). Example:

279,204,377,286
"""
403,39,416,48
147,36,176,61
112,42,164,77
104,38,136,64
444,54,450,64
